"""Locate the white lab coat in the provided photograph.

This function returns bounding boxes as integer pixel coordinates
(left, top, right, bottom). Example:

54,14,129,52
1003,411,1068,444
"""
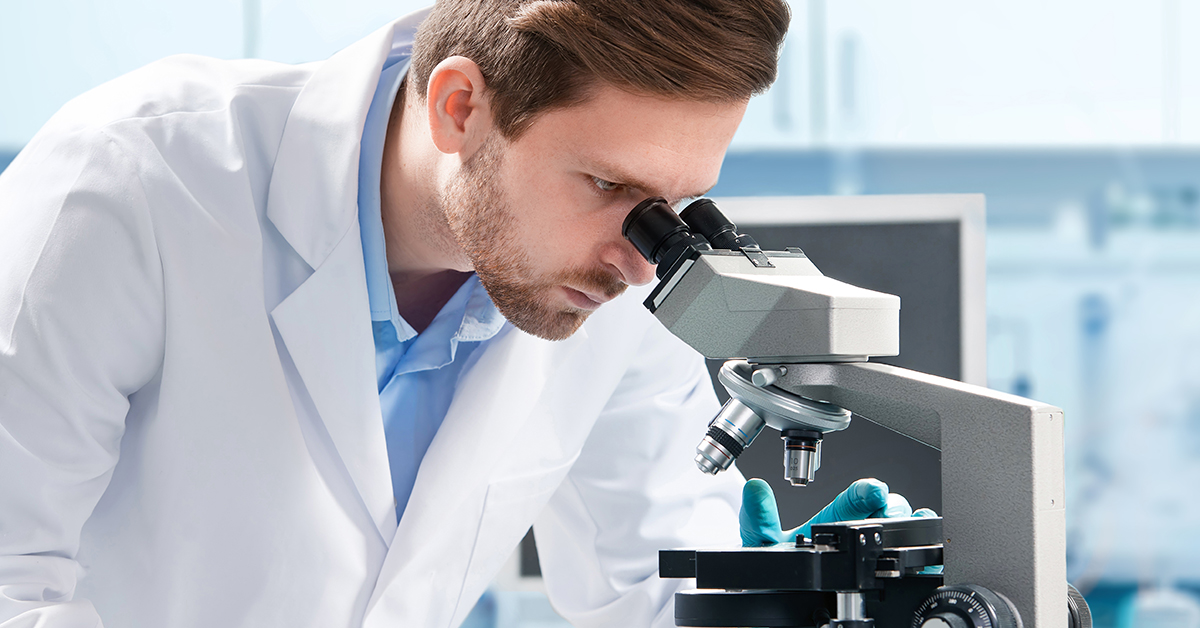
0,10,743,628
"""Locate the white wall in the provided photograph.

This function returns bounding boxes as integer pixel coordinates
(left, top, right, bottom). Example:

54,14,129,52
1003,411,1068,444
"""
735,0,1197,148
0,0,243,146
3,1,1199,149
257,0,428,63
0,0,426,148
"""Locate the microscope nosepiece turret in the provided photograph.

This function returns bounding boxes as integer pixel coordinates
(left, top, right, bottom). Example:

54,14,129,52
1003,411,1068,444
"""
693,362,851,484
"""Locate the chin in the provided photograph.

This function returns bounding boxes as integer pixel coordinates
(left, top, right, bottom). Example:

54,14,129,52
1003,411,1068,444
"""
509,307,591,342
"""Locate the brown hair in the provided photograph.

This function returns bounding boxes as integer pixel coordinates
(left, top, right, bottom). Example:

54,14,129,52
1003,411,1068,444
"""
410,0,790,138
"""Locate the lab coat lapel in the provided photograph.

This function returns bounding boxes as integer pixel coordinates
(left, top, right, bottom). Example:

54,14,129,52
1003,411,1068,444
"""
270,229,395,542
263,18,409,541
362,326,591,628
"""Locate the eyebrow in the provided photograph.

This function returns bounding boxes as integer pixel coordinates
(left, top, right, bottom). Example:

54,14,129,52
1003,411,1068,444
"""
583,157,716,204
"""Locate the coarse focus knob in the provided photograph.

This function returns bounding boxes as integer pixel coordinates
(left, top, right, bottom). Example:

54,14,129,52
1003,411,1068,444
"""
1067,583,1092,628
912,585,1019,628
918,615,969,628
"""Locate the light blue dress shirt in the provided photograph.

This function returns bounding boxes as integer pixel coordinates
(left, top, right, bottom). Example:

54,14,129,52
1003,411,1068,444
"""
358,54,507,523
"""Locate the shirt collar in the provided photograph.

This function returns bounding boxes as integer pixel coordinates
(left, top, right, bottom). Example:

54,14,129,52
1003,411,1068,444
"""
388,275,507,376
358,57,409,330
456,275,507,342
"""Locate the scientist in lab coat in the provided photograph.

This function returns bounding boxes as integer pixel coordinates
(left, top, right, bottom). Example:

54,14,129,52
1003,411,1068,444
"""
0,1,919,626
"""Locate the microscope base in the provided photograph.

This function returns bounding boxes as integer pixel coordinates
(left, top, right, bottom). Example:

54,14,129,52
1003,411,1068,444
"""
674,577,941,628
663,518,946,628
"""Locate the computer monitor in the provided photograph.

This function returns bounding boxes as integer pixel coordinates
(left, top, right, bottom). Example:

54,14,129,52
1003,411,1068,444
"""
709,193,987,524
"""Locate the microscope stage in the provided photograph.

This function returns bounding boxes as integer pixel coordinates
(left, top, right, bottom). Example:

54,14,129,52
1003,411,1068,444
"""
661,516,943,591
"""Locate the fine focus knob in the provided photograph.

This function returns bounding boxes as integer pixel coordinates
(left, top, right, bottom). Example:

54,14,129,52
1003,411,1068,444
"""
912,585,1020,628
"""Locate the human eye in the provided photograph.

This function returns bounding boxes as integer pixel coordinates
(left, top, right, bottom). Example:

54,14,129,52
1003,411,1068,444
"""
673,196,698,211
591,176,622,193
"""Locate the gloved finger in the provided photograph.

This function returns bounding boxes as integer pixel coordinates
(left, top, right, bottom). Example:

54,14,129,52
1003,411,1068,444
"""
740,478,787,547
799,478,888,537
913,507,938,518
869,492,913,518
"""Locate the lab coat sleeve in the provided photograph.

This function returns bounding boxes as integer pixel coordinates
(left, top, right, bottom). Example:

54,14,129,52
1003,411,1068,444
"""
0,128,165,627
532,319,744,628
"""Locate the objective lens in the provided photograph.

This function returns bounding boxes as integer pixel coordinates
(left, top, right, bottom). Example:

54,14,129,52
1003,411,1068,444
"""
782,429,822,486
695,399,766,475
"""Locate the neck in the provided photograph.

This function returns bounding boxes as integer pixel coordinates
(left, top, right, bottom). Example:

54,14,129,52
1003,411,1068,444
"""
380,81,474,332
389,269,472,334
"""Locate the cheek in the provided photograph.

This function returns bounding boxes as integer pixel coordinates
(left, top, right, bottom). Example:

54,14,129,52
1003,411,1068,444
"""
499,166,620,266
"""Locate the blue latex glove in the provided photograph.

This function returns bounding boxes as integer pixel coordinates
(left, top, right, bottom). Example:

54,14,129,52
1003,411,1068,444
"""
740,477,938,547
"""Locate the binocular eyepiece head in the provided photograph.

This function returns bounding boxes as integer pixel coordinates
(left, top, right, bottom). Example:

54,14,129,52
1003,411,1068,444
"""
622,197,709,278
621,197,759,279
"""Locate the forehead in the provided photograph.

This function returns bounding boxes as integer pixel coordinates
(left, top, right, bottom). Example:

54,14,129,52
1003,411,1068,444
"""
511,85,748,201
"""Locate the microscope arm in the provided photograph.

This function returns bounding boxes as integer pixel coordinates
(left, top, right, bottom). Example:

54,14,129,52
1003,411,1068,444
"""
777,361,1068,628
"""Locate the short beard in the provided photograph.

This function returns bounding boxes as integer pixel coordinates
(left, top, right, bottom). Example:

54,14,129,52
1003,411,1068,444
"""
438,138,626,341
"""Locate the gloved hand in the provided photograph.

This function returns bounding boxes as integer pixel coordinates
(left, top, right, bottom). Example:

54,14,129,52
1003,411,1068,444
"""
740,477,937,547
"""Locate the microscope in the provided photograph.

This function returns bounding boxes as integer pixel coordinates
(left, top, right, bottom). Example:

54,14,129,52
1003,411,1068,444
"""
622,198,1091,628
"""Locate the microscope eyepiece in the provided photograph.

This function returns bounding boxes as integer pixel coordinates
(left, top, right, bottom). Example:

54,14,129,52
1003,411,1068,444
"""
622,197,711,279
679,198,760,251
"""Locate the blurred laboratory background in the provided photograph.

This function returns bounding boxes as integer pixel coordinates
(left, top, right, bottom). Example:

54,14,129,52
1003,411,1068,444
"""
4,1,1199,627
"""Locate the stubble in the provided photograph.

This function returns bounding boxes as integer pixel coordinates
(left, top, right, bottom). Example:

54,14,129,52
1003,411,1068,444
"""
439,138,626,341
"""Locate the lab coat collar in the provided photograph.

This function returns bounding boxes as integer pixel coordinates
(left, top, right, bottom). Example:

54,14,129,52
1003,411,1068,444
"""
265,8,431,270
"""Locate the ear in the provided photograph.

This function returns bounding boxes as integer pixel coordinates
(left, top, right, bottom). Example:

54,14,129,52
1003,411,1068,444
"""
426,56,495,158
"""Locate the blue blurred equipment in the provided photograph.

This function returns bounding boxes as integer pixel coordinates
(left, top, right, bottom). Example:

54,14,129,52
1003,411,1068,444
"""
740,477,935,547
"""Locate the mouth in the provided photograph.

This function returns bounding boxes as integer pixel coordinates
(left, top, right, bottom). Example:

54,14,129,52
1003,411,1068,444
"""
562,286,613,310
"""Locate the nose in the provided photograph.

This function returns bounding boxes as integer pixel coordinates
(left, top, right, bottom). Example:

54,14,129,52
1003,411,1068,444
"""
602,239,658,287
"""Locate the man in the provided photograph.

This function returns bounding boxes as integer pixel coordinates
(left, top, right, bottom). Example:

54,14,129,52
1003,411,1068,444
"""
0,1,921,626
